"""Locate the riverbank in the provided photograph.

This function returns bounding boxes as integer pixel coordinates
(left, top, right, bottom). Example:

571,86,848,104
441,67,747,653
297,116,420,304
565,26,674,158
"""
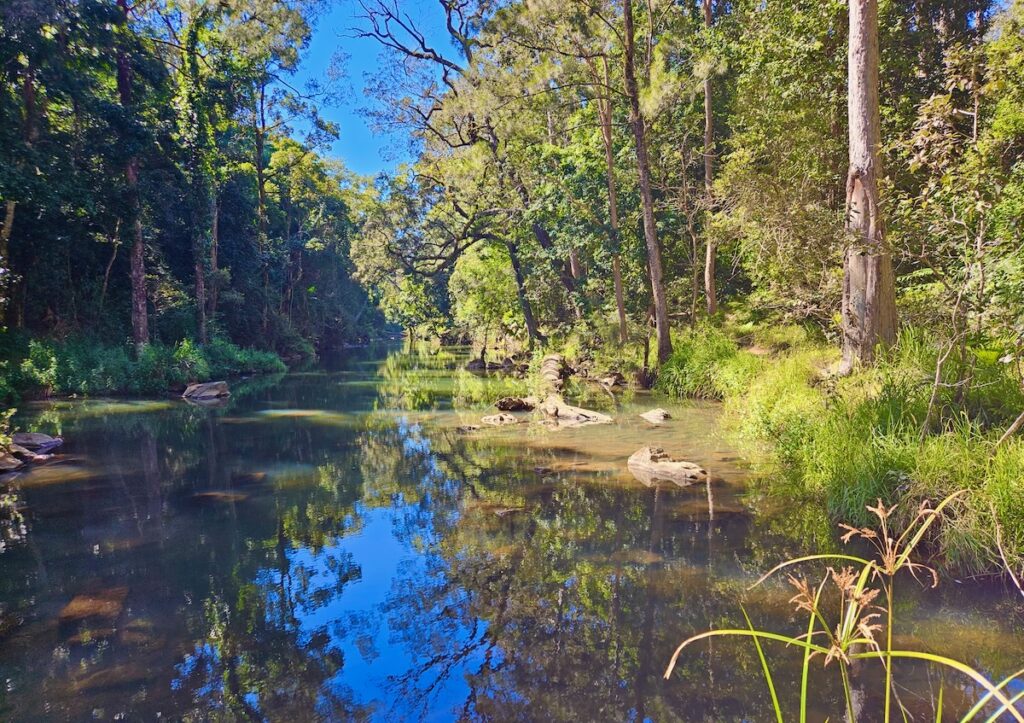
539,322,1024,577
0,334,286,401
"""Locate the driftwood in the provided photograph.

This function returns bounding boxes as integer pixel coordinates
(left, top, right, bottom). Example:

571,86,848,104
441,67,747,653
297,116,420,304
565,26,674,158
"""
538,395,613,429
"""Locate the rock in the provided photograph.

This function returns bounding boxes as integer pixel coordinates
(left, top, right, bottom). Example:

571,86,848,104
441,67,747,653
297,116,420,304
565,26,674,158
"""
59,587,128,624
495,396,536,412
182,381,230,400
0,453,23,472
540,354,568,393
74,664,153,693
465,358,487,371
456,425,480,434
599,372,626,389
191,491,248,503
640,408,672,424
11,432,63,454
627,447,707,487
538,395,613,429
481,413,521,426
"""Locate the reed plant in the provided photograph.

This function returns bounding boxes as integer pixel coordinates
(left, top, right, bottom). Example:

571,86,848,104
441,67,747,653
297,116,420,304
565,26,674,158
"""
664,492,1024,721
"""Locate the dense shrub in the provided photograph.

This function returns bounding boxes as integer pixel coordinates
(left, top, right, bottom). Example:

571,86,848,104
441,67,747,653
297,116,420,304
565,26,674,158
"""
0,336,286,400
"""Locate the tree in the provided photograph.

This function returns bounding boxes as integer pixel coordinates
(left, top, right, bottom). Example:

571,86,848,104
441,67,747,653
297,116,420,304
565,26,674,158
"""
841,0,897,372
622,0,672,364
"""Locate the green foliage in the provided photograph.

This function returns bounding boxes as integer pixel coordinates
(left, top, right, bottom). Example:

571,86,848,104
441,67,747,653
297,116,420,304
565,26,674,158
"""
2,337,284,399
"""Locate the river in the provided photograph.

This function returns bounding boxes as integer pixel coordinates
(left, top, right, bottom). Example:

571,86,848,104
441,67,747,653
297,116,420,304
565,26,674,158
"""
0,345,1021,720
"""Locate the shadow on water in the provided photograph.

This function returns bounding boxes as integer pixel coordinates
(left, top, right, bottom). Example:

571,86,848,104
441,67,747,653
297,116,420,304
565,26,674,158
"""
0,344,1021,720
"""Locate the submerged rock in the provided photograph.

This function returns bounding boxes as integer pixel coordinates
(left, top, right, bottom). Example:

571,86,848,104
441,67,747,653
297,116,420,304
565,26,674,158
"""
639,408,672,424
481,413,522,426
538,395,613,429
11,432,64,454
627,446,707,487
59,586,128,625
182,381,230,401
192,490,248,503
495,396,536,412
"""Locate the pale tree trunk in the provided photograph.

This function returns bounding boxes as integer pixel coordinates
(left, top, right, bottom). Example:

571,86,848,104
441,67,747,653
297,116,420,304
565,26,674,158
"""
623,0,672,364
702,0,717,317
599,57,629,344
841,0,897,372
117,0,148,351
0,200,14,324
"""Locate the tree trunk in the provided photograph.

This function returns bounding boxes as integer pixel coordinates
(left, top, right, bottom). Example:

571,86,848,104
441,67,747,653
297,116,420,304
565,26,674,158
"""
841,0,897,372
0,200,14,324
507,243,543,347
600,58,629,344
702,0,717,317
116,0,148,351
209,195,219,318
255,82,270,334
622,0,672,364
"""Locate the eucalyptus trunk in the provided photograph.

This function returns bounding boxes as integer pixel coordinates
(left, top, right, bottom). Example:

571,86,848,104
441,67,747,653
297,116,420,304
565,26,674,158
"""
599,58,629,344
622,0,672,364
841,0,897,372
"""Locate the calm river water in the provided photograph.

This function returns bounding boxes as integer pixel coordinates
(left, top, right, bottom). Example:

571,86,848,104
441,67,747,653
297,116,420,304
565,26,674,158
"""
0,345,1021,721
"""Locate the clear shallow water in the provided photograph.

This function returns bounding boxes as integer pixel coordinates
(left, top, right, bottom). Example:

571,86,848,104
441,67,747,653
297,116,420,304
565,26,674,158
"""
0,345,1021,721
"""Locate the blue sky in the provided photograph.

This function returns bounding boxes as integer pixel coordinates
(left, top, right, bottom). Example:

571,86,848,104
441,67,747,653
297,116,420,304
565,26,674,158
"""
291,0,449,178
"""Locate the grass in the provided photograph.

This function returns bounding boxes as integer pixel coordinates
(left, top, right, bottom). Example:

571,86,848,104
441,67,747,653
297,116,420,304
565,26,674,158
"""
0,334,286,400
656,323,1024,575
664,493,1024,721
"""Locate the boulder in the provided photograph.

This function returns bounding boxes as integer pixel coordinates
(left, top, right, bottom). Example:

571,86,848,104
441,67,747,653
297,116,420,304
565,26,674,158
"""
182,381,230,400
627,446,707,487
456,425,480,434
539,354,568,393
639,408,672,424
0,453,23,472
538,395,613,429
495,396,537,412
11,432,63,454
481,413,522,426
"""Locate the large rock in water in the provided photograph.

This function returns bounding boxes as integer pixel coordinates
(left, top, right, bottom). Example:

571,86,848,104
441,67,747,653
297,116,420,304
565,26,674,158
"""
182,381,230,400
11,432,63,453
495,396,537,412
639,408,672,424
538,395,613,429
627,447,706,487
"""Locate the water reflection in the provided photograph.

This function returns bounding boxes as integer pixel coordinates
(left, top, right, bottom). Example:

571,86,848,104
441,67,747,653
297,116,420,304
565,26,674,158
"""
0,346,1020,720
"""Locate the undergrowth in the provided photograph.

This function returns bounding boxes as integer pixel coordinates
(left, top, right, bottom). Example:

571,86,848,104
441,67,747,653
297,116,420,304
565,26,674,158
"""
658,323,1024,575
0,334,285,400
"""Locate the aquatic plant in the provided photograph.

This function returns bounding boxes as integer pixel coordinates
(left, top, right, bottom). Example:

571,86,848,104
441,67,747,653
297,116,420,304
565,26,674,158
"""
664,492,1024,721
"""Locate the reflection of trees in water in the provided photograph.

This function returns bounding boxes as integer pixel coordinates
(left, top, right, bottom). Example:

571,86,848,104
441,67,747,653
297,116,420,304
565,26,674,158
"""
173,510,369,720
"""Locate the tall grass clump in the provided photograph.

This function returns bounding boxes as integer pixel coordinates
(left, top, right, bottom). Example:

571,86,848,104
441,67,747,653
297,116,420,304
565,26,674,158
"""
664,493,1024,721
657,324,752,398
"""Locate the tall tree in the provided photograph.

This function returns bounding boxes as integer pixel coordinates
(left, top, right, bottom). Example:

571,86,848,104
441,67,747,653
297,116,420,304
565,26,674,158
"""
701,0,717,317
116,0,149,350
841,0,897,371
622,0,672,363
